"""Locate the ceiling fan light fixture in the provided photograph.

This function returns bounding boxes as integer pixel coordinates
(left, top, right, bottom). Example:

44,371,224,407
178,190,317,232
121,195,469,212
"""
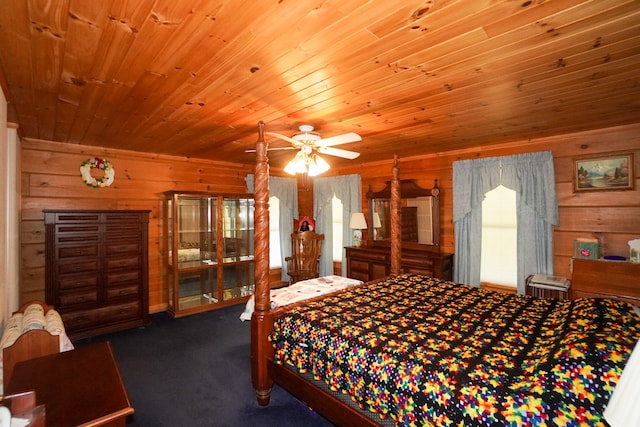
308,154,330,177
284,151,330,177
284,151,308,175
283,160,297,175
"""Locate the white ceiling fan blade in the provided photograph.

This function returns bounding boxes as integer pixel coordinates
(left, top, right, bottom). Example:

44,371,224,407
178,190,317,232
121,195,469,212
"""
265,131,302,146
318,132,361,147
245,146,295,153
318,146,361,159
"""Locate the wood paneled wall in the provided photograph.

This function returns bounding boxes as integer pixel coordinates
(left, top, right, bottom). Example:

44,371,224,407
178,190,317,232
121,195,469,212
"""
20,139,253,312
19,123,640,313
331,123,640,281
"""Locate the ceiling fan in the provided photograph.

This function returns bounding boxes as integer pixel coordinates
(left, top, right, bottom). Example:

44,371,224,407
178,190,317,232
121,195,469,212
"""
246,125,362,160
267,125,361,160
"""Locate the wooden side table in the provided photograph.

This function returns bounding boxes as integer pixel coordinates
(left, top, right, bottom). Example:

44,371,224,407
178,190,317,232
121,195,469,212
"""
6,341,133,427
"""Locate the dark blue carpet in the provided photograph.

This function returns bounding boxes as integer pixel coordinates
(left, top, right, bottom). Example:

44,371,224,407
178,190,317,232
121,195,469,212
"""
77,304,334,426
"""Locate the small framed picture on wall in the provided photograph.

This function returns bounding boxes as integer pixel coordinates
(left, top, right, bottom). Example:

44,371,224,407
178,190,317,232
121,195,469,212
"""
572,153,634,192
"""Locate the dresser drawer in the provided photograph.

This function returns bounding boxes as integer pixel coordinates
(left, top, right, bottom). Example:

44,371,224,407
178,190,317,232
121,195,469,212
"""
57,274,98,290
104,212,147,225
58,289,98,307
403,254,434,268
370,263,388,280
352,251,389,263
106,285,140,301
105,219,143,238
106,270,140,286
106,242,141,256
61,301,141,332
99,302,142,323
56,244,100,260
106,256,140,270
49,212,101,224
349,259,370,273
57,259,99,275
54,230,101,245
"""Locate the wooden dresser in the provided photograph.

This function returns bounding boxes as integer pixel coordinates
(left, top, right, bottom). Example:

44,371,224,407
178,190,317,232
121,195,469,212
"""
345,246,454,282
45,210,150,340
570,258,640,305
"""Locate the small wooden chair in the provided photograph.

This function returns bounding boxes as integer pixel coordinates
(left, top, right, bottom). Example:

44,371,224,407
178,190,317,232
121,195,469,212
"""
285,231,324,285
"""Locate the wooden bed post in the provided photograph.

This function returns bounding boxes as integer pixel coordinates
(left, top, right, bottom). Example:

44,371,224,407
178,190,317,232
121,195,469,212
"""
251,121,274,405
390,155,401,276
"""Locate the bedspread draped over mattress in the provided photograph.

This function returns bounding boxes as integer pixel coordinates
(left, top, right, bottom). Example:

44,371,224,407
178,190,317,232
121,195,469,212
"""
271,274,640,426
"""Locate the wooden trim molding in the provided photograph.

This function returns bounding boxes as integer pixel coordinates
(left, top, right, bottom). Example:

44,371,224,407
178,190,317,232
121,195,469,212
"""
480,281,517,294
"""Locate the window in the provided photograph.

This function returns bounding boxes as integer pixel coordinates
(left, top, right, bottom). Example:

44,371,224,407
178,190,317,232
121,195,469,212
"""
453,151,557,290
269,196,281,268
331,195,344,262
480,185,517,286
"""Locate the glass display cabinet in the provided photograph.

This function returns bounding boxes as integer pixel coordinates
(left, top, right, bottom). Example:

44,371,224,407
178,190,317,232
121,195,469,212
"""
164,191,255,317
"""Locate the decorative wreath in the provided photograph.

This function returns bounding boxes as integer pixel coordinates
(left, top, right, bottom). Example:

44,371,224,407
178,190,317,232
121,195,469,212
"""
80,157,115,188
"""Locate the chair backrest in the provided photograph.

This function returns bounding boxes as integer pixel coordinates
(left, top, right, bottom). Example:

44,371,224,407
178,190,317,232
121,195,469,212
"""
287,231,324,281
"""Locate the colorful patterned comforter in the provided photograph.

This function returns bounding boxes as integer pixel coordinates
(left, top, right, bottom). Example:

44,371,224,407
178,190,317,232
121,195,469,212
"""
271,274,640,426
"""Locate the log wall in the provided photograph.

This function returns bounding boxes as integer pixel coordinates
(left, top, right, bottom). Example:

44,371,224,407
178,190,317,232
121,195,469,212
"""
21,139,253,312
20,123,640,312
330,123,640,281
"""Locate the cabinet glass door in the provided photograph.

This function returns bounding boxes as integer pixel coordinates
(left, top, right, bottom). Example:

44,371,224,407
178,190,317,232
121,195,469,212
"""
222,198,255,300
174,196,218,312
178,196,217,267
178,269,218,310
222,198,254,260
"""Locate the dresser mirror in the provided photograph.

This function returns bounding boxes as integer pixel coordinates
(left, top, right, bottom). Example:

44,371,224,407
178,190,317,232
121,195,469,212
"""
367,179,440,249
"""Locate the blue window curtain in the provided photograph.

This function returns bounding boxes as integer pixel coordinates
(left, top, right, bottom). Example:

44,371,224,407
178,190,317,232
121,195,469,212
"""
313,174,362,277
246,174,298,281
452,151,558,293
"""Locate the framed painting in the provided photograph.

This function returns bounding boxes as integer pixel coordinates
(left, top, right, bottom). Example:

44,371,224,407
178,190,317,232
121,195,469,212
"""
573,153,634,192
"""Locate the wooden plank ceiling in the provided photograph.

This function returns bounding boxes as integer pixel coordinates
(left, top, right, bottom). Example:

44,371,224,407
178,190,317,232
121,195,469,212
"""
0,0,638,170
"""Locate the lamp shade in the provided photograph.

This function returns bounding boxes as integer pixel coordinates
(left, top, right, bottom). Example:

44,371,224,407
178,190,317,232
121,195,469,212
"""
349,212,367,229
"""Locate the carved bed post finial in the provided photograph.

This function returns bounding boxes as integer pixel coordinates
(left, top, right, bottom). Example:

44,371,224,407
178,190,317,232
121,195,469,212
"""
251,121,274,405
390,155,401,276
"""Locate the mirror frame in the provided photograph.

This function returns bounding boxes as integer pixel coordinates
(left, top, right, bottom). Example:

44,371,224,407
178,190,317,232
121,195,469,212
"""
367,179,440,250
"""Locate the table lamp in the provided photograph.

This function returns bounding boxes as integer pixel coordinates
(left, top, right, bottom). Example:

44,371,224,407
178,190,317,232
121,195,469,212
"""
349,212,367,247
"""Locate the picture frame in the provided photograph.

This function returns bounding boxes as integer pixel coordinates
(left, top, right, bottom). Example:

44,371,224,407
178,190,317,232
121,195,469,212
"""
294,217,315,233
573,153,634,192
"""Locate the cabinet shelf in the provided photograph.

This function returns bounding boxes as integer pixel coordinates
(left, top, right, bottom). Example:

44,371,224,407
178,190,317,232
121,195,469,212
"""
164,191,255,317
174,261,219,271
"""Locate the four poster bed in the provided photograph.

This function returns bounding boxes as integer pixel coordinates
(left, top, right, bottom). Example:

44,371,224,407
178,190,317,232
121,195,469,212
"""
250,122,640,426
